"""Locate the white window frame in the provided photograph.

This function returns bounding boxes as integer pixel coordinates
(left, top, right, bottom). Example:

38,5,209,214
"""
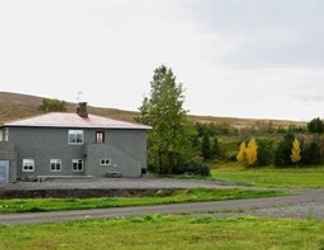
50,159,62,172
22,159,35,173
0,128,8,142
72,159,84,172
4,128,8,142
100,159,112,167
68,130,84,145
96,131,105,144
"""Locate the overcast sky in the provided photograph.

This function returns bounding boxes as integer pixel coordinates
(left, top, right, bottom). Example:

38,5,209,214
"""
1,0,324,121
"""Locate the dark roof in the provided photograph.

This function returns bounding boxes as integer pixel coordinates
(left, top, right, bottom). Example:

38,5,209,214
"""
4,112,151,130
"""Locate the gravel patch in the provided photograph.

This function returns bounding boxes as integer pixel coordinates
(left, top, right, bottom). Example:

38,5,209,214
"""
0,177,236,191
239,202,324,219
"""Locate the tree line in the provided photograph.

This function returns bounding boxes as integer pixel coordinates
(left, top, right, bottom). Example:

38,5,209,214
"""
138,65,324,176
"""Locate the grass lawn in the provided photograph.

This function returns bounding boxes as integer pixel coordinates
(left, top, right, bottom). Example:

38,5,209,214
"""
1,215,324,250
0,188,284,214
212,162,324,188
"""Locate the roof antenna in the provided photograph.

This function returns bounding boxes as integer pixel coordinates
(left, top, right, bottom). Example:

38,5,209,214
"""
76,91,84,103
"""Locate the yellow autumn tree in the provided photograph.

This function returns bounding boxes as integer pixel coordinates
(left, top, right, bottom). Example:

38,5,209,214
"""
237,141,247,163
291,138,302,163
246,138,258,167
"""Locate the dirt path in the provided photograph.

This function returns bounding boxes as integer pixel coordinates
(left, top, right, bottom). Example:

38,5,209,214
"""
1,189,323,225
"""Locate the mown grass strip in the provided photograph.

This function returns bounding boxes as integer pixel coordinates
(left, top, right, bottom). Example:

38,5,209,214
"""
0,188,285,214
211,162,324,188
1,215,324,250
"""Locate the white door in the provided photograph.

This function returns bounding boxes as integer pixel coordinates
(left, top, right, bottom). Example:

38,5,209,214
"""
0,160,9,184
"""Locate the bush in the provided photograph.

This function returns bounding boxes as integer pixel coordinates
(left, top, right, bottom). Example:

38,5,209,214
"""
39,98,67,113
274,133,295,167
320,138,324,162
201,133,212,160
301,141,321,166
211,137,221,159
226,151,238,162
256,139,274,166
173,162,210,176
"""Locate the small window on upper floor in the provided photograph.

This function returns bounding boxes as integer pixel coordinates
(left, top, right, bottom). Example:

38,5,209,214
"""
0,128,8,142
96,131,105,144
4,128,9,142
68,130,84,145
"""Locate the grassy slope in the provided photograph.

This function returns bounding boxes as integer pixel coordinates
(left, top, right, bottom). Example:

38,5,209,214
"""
0,92,138,123
0,91,305,127
212,162,324,188
0,189,284,214
1,215,324,250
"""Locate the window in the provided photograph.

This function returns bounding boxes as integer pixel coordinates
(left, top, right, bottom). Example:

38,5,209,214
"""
100,159,111,167
50,159,62,172
4,128,8,141
22,159,35,172
72,159,84,172
96,131,105,144
0,128,8,142
68,130,84,145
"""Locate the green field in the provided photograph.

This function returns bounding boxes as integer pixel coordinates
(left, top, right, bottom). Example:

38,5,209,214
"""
0,189,283,214
212,162,324,188
1,215,323,250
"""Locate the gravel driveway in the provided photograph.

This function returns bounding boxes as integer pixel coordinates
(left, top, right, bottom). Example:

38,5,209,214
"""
0,177,235,191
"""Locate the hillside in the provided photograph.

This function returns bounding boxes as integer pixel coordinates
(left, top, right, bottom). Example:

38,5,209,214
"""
0,92,305,128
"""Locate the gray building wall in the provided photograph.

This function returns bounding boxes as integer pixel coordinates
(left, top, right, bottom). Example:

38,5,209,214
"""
6,127,148,180
0,142,17,182
86,130,147,177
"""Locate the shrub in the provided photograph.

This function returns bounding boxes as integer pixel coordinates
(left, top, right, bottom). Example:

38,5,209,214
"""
225,151,237,161
173,162,210,176
39,98,67,113
320,137,324,162
274,133,295,167
256,139,274,166
301,141,321,166
211,137,221,159
201,133,212,160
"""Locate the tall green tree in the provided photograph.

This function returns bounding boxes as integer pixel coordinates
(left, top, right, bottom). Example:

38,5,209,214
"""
201,133,212,160
307,118,324,134
211,137,221,159
274,133,295,166
138,65,195,174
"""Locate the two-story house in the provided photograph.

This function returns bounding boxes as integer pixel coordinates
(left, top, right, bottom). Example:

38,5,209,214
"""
0,103,151,183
